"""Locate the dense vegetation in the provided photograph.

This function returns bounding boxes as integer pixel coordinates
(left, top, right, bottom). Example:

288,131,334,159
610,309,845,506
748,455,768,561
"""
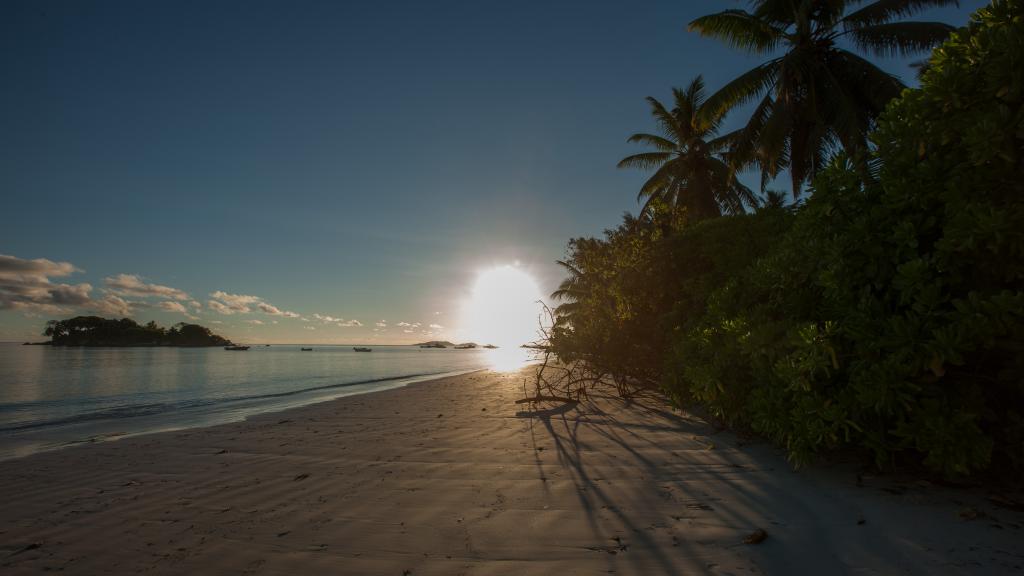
44,316,232,347
551,1,1023,478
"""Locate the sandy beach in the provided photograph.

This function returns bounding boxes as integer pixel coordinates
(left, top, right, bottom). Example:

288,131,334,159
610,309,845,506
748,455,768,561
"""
1,367,1021,575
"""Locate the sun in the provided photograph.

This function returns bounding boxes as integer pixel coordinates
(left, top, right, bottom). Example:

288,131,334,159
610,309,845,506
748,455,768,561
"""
460,265,543,349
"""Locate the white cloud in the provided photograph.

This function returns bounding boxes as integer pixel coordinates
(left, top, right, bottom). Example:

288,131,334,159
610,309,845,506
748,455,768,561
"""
257,302,300,317
403,329,413,333
189,300,203,310
104,274,189,301
314,313,362,327
304,325,316,331
0,254,92,313
247,319,264,325
92,294,133,317
207,299,235,315
397,321,412,327
429,323,443,329
210,291,261,313
158,301,188,314
158,300,199,320
375,321,387,328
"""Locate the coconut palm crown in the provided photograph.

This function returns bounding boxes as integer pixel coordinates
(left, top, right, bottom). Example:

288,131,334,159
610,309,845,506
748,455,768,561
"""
617,75,758,222
690,0,958,194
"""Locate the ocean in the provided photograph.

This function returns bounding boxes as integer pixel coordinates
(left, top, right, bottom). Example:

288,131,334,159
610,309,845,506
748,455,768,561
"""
0,343,529,460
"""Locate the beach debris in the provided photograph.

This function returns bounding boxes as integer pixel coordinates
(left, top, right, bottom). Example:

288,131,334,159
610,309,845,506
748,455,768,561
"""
8,543,41,557
857,515,866,525
743,528,768,545
684,501,714,511
988,494,1024,512
294,473,310,482
437,413,443,418
959,507,985,521
585,536,629,555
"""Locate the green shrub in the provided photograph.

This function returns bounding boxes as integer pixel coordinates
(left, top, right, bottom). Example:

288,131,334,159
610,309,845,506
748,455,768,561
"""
671,0,1024,476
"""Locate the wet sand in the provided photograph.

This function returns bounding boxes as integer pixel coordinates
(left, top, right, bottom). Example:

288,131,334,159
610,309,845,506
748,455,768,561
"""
1,368,1021,575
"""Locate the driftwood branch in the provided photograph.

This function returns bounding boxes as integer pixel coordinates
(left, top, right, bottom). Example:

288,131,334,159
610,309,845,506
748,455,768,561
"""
517,303,617,405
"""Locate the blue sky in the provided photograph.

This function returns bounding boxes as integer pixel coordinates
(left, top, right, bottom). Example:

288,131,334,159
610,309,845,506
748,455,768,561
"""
0,0,988,343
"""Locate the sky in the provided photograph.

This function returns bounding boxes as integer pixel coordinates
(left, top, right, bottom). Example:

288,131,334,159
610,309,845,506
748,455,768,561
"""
0,0,989,344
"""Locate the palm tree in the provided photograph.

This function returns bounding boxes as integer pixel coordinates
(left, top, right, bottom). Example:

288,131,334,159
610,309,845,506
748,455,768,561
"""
617,75,757,221
690,0,957,195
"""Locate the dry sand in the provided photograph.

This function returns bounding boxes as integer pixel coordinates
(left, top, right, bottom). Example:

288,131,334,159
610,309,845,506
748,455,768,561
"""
1,367,1021,575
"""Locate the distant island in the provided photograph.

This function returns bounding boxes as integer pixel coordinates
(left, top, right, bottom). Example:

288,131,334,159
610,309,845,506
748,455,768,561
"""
38,316,232,347
416,341,454,348
415,341,498,349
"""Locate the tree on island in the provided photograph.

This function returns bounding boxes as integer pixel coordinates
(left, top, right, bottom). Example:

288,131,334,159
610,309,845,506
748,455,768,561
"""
44,316,231,347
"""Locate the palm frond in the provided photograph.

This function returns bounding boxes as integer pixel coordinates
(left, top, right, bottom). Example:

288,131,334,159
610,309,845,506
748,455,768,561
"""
846,21,956,57
617,152,673,170
637,161,676,203
644,96,682,141
688,10,786,54
625,132,677,151
842,0,960,28
703,59,782,118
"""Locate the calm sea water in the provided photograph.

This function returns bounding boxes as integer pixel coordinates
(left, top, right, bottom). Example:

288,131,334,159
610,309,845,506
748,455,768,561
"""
0,343,528,460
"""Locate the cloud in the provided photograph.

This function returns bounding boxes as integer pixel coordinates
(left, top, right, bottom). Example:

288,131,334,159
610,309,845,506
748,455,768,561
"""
209,291,261,313
0,254,93,313
397,321,412,327
313,313,361,327
91,294,133,317
189,300,203,310
104,274,189,301
207,299,235,315
429,323,443,329
158,300,199,320
375,321,387,328
247,319,264,325
303,326,316,331
403,329,413,333
257,302,300,318
158,301,188,314
0,254,79,277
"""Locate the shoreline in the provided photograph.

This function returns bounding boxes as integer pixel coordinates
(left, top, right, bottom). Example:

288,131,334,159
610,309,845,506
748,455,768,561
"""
0,366,490,463
1,367,1021,574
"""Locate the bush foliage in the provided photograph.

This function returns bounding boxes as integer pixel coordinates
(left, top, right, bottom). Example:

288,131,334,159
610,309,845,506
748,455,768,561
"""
551,1,1024,477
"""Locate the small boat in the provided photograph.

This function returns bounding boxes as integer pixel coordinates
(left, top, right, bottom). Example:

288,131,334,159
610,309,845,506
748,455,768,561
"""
353,347,372,352
224,345,250,351
300,347,313,351
483,344,498,349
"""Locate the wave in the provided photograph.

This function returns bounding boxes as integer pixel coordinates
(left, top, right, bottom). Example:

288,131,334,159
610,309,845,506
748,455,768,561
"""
0,370,452,433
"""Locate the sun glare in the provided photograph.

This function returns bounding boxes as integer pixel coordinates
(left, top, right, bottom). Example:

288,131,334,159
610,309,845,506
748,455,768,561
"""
461,265,543,350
